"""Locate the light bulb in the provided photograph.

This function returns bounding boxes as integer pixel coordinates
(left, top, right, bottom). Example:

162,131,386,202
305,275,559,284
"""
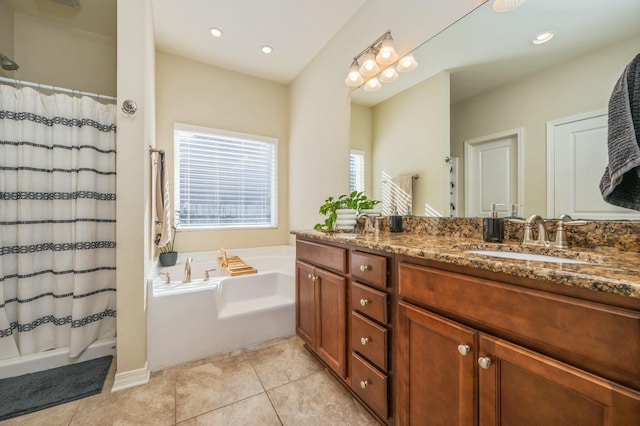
345,61,364,87
376,36,398,65
379,66,398,83
359,49,380,77
397,54,418,72
363,78,382,92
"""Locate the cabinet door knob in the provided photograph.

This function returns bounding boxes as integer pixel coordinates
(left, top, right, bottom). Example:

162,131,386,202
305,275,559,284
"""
307,273,313,279
359,298,369,306
360,264,371,272
360,337,370,345
457,344,471,356
360,380,369,389
478,356,492,370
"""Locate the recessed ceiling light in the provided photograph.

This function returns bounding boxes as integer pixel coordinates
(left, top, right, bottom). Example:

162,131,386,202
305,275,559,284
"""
532,31,554,45
209,27,223,37
261,45,273,54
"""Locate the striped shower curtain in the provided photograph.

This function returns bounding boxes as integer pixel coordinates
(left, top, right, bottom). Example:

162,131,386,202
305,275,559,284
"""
0,85,116,360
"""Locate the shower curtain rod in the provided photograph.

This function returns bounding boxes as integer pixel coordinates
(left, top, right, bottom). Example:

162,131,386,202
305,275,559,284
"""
0,76,116,102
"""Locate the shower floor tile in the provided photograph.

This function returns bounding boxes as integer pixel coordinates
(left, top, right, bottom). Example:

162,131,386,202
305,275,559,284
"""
0,336,378,426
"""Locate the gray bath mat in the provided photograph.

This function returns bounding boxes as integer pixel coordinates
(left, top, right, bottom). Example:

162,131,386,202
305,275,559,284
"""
0,355,112,421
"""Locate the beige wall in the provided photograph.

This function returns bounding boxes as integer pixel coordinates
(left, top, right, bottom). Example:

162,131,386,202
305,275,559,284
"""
372,71,450,216
115,0,155,375
451,35,640,217
0,0,15,79
13,11,116,96
288,0,484,239
155,52,290,251
349,103,373,195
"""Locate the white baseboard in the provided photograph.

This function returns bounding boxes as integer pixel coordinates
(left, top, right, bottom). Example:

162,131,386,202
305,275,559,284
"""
111,361,150,392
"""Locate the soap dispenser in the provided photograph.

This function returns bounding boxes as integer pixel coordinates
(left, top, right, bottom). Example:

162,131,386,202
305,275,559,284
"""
483,203,505,242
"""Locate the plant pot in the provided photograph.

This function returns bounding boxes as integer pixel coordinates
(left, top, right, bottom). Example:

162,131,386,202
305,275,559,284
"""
159,252,178,266
335,208,357,231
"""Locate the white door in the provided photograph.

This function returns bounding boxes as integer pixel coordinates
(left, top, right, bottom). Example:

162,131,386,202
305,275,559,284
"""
547,111,640,220
465,129,522,217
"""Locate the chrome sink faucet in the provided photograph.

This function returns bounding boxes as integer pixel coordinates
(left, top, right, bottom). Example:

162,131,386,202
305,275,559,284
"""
183,257,193,283
509,214,550,247
509,214,586,249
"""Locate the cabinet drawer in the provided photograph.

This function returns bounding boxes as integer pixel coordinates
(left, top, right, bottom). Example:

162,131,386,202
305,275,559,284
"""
351,251,387,289
296,240,347,273
351,352,388,420
351,282,388,324
398,261,640,390
352,311,388,371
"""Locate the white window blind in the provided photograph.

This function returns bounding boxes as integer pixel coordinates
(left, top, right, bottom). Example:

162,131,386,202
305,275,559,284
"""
350,149,365,193
174,124,278,229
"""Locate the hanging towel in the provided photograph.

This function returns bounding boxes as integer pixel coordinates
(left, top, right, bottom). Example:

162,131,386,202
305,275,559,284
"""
154,151,172,247
599,53,640,210
390,174,414,214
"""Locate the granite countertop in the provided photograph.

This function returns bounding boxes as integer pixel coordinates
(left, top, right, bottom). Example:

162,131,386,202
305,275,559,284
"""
292,230,640,300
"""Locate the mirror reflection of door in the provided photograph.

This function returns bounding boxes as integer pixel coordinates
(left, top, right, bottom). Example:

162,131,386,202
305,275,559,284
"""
547,111,640,220
464,129,523,217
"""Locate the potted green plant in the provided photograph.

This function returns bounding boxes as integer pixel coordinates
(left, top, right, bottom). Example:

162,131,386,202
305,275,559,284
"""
158,227,178,266
314,191,381,232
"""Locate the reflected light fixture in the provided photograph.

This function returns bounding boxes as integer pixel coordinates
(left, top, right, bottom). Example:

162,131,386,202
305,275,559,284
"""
209,27,223,37
261,45,273,54
345,30,416,89
363,78,382,92
532,31,554,45
396,53,418,72
493,0,527,12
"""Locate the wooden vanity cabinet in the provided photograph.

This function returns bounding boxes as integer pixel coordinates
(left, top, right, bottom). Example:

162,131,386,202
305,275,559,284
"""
396,255,640,425
296,240,347,378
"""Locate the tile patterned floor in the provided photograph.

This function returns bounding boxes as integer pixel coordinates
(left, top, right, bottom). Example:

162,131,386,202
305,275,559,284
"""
1,336,377,425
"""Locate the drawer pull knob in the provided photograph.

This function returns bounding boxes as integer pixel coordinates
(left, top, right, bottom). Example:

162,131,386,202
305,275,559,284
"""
478,357,492,370
360,380,369,389
360,264,371,272
359,298,369,306
360,337,370,345
307,273,312,279
457,344,471,356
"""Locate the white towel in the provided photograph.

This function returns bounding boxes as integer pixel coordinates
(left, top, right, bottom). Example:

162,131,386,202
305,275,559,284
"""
600,53,640,210
154,151,172,248
389,174,414,214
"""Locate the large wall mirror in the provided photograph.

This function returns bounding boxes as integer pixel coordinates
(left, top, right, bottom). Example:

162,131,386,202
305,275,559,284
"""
350,0,640,220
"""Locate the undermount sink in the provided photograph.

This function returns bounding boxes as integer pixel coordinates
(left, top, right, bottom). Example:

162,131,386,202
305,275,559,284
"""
466,250,588,264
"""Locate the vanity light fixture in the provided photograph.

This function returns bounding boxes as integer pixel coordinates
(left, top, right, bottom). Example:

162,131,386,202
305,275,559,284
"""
493,0,527,12
532,32,554,45
345,30,416,89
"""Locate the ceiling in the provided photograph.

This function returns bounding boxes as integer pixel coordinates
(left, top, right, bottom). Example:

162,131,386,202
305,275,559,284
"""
151,0,367,84
5,0,367,85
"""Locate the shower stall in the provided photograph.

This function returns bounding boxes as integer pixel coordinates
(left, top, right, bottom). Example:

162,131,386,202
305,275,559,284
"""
0,74,117,378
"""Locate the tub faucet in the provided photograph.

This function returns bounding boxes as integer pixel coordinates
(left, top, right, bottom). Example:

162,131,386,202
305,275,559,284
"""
183,257,193,283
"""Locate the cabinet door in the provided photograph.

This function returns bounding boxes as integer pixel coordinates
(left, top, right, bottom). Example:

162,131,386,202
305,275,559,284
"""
295,260,316,347
397,302,478,425
316,267,347,378
478,334,640,426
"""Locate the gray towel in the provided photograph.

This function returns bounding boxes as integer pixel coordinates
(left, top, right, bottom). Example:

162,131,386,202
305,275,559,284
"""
600,53,640,210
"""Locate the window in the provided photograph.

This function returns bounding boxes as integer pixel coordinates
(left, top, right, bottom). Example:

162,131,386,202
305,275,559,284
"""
349,149,365,193
174,123,278,229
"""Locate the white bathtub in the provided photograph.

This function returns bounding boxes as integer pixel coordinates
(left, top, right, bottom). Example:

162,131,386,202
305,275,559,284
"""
0,338,116,379
147,245,295,371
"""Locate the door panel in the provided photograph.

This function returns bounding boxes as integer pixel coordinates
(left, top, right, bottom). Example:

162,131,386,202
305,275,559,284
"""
549,111,640,219
316,268,347,378
397,302,478,425
479,334,640,426
295,261,315,347
465,131,520,217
